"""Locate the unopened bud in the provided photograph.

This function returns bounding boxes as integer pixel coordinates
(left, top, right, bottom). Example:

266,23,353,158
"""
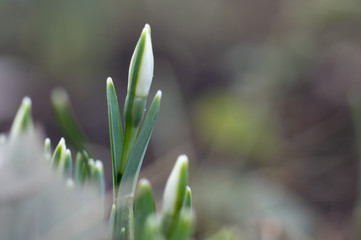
128,23,154,99
162,155,189,217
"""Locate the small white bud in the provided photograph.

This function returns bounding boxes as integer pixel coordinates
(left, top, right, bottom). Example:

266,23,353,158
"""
128,23,154,98
162,154,189,216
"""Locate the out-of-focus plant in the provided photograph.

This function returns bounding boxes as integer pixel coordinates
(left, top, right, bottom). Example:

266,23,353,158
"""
106,24,193,240
1,99,106,240
0,24,194,240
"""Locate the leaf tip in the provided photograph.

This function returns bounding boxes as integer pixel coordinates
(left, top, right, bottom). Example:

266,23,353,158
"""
156,90,162,99
143,23,151,35
107,77,113,85
139,178,151,187
22,96,32,108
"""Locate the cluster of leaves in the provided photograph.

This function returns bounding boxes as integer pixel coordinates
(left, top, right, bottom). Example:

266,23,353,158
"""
4,96,105,196
132,156,193,240
45,137,105,193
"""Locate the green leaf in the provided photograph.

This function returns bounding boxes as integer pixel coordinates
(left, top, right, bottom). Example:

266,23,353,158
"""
108,204,117,240
51,88,86,151
93,160,105,195
106,77,124,194
114,91,161,240
60,149,72,178
134,179,156,240
51,138,66,167
118,91,161,197
10,97,33,139
74,151,88,186
183,186,192,209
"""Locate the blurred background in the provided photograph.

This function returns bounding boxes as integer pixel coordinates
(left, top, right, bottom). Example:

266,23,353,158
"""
1,0,361,239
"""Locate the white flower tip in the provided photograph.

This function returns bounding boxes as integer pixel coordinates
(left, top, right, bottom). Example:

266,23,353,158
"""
176,154,189,168
95,160,104,171
59,137,66,146
45,138,51,145
162,154,189,215
143,23,151,35
156,90,162,99
133,23,154,98
106,77,113,85
139,178,151,187
22,96,32,108
88,158,95,167
65,149,71,156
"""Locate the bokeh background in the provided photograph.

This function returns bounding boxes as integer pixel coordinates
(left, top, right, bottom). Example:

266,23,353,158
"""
1,0,361,239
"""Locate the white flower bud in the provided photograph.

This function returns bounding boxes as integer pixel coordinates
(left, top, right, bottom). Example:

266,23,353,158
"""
128,23,154,98
162,155,189,217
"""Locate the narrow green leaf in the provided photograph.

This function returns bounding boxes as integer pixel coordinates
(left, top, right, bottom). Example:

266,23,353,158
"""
93,160,105,195
115,91,161,240
108,204,117,240
134,179,156,240
59,149,72,178
106,77,124,194
51,138,66,167
75,152,88,186
118,91,161,196
88,158,95,177
10,97,33,139
92,159,105,220
183,186,192,209
51,88,86,151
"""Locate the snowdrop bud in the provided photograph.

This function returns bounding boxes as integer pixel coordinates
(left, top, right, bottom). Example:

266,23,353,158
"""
162,155,189,217
128,23,154,98
124,24,154,128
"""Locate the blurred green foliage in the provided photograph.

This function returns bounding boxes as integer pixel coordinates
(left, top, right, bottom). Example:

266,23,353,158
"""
193,91,280,162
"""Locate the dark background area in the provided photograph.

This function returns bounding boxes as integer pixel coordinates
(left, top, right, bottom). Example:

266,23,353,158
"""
1,0,361,239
